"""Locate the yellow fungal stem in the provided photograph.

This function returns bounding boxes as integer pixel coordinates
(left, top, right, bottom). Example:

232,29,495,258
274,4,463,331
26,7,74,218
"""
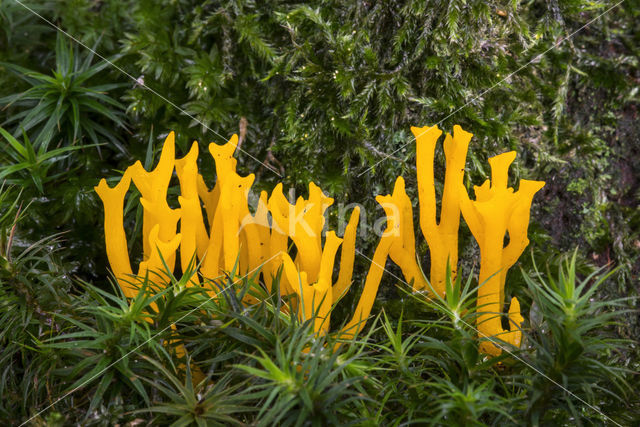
260,182,356,337
265,183,293,295
200,200,223,283
221,174,255,274
384,177,429,292
129,132,176,261
199,135,256,286
281,252,311,319
307,182,334,252
253,191,272,288
176,143,210,257
332,206,360,304
313,231,342,334
196,174,219,229
500,180,546,302
412,124,471,295
413,125,441,241
269,183,331,283
504,297,524,348
280,229,342,336
238,192,268,278
267,184,319,294
137,224,182,283
209,135,238,182
136,225,180,324
139,197,180,273
175,142,209,285
338,193,395,343
291,197,321,280
94,170,134,297
176,192,203,283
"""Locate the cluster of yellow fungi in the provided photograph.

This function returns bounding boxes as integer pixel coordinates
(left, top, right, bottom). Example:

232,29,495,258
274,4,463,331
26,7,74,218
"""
378,125,545,355
95,132,379,346
96,125,544,357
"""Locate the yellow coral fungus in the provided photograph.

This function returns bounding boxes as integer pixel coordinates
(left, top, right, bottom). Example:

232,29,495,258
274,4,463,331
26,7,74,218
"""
413,124,471,295
267,182,332,283
381,177,429,292
459,151,544,355
129,132,177,262
266,183,368,336
175,142,209,285
94,170,134,296
332,207,360,303
376,125,471,296
96,132,376,342
372,125,542,355
199,137,257,283
96,126,544,359
282,231,343,334
338,192,397,342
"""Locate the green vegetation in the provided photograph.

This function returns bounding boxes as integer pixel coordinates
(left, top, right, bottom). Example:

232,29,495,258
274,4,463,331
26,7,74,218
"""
1,0,638,424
